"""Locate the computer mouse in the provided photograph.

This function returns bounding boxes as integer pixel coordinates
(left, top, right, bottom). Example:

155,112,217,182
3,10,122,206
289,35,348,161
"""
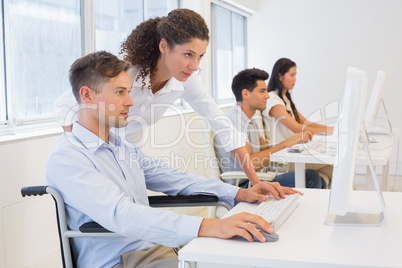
250,229,279,242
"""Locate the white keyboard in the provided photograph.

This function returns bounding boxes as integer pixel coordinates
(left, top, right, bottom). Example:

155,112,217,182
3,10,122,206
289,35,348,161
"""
305,140,327,153
289,141,336,155
254,193,301,231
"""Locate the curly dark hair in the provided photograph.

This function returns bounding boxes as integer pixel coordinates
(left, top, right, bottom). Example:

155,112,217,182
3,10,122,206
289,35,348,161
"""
120,8,209,90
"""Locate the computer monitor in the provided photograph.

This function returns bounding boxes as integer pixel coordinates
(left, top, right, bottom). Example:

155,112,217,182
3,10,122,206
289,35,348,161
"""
325,67,386,226
363,70,392,134
364,70,386,124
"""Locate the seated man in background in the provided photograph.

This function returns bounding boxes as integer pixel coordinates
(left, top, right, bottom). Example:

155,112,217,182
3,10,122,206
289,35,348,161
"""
215,68,326,189
45,51,301,268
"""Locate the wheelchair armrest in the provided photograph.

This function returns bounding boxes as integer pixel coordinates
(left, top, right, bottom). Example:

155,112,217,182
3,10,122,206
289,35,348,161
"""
149,194,232,210
80,195,230,233
220,171,275,181
79,222,111,233
21,186,48,197
256,172,276,181
148,194,218,206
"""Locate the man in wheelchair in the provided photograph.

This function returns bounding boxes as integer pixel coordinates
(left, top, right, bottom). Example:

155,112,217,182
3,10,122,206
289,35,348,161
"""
45,51,300,268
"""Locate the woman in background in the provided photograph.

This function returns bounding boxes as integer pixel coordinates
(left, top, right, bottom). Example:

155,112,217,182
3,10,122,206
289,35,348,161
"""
263,58,334,144
261,58,334,186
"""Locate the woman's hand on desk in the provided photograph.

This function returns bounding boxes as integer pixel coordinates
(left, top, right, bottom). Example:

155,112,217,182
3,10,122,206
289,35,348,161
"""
198,212,273,242
235,181,303,202
284,131,313,148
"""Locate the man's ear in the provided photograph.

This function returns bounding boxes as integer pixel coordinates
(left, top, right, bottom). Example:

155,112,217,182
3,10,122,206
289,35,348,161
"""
241,88,250,100
159,38,168,54
79,86,94,104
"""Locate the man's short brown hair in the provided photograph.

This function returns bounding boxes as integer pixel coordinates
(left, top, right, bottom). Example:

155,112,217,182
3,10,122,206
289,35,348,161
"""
69,51,130,102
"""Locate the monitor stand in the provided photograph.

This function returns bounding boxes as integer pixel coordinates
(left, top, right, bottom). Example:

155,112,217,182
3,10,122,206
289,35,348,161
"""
366,98,393,136
362,123,378,144
324,135,386,226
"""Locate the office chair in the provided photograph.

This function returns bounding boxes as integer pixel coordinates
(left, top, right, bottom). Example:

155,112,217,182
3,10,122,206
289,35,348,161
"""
21,186,232,268
198,120,285,218
199,119,281,187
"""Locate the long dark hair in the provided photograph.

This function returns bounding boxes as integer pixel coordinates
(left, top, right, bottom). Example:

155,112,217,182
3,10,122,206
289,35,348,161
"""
120,8,209,90
267,58,300,123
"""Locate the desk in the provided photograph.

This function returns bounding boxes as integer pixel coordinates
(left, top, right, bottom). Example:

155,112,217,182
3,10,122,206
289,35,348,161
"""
270,131,398,190
178,189,402,268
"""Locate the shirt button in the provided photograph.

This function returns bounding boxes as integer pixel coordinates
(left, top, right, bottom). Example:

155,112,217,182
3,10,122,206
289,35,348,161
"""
227,190,232,194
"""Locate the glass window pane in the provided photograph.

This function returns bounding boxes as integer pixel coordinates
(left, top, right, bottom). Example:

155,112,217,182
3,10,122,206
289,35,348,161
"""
212,4,247,104
214,6,233,101
232,13,246,76
5,0,81,122
95,0,178,56
95,0,143,55
146,0,178,19
0,3,5,123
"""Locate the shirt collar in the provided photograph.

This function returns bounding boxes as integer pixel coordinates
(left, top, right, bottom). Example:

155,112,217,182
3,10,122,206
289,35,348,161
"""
231,105,253,127
131,69,185,94
72,122,122,154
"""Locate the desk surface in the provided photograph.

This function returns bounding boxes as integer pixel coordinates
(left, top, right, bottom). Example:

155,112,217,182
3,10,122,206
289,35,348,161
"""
179,189,402,268
271,131,397,166
270,132,398,188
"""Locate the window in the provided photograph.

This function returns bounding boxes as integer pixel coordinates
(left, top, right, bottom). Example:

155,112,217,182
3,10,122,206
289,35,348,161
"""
95,0,178,55
0,0,178,132
2,0,81,126
211,3,248,104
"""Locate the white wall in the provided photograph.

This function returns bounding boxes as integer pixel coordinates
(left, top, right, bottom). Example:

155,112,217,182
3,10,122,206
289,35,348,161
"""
247,0,402,174
0,135,62,268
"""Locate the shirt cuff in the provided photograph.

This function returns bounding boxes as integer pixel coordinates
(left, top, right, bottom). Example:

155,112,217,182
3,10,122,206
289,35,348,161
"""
178,215,204,245
218,183,240,207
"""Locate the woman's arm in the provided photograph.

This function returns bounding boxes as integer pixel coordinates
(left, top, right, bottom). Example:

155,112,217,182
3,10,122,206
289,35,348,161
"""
183,75,261,185
241,139,271,172
54,90,79,132
297,111,334,134
269,105,333,135
246,132,312,170
230,147,261,185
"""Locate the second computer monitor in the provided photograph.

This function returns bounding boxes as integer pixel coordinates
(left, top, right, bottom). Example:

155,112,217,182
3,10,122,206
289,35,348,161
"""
325,67,386,226
327,66,368,216
364,70,386,125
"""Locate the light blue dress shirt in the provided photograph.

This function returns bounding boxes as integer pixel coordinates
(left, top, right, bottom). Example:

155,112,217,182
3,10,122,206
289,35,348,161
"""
45,122,240,268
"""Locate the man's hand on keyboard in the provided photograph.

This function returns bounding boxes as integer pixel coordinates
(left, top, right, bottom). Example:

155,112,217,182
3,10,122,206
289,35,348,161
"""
284,131,313,148
235,181,303,203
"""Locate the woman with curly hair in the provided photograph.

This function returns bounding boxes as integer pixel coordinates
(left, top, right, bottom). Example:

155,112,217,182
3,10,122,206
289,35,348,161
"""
55,8,268,186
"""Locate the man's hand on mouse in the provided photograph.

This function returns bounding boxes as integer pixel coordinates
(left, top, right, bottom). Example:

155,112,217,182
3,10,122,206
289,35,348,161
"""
198,212,273,242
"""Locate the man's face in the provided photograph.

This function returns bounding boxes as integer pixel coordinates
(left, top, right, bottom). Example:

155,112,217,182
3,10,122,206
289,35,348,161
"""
248,80,270,111
92,71,133,129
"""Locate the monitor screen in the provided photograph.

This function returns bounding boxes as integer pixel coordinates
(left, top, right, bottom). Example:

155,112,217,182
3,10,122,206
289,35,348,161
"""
327,67,368,216
364,70,386,125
